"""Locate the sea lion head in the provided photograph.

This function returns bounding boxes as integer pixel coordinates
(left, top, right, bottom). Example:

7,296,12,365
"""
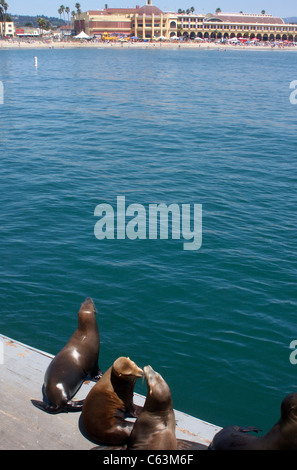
112,357,143,380
143,365,173,412
79,297,97,315
77,297,98,332
280,393,297,423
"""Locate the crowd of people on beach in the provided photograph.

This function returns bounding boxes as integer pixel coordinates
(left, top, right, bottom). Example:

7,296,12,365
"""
1,36,296,50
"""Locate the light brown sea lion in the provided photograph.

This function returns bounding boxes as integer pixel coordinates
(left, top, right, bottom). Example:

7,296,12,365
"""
32,297,102,414
81,357,143,446
209,393,297,450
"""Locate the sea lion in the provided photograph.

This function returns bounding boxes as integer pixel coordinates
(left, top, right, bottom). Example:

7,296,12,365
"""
126,365,205,450
81,357,143,446
32,297,102,414
209,393,297,450
127,365,177,450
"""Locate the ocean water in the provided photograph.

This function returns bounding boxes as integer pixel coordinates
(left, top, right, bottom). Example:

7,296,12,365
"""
1,47,297,433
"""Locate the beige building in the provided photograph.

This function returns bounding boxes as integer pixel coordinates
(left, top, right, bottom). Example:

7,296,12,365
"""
185,12,297,42
72,2,297,42
0,21,15,38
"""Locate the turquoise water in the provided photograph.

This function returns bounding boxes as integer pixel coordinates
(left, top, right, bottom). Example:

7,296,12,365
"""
1,47,297,433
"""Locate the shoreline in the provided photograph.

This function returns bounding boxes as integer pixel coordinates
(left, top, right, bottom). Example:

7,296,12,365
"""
1,40,297,52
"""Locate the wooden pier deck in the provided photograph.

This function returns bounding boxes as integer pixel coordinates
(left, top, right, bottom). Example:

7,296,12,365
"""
0,333,221,450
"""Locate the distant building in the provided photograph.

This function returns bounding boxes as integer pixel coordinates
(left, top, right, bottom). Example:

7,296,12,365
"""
71,1,297,42
57,25,73,38
15,27,39,37
198,12,296,42
0,21,15,38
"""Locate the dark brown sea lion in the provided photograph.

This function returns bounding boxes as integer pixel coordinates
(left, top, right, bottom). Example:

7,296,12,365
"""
126,365,206,450
127,365,177,450
32,297,102,414
81,356,143,446
209,393,297,450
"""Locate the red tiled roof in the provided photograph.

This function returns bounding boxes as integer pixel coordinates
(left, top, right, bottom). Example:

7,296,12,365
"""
136,5,163,16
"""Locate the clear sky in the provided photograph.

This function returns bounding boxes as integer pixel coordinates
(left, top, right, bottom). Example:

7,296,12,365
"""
8,0,297,19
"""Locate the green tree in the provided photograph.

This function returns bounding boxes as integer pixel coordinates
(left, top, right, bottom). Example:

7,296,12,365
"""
60,5,65,22
0,0,9,38
37,17,46,35
261,10,266,15
216,8,221,14
65,6,70,24
75,3,82,32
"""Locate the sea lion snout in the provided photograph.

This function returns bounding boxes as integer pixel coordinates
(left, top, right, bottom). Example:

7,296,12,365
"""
144,365,161,383
80,297,97,314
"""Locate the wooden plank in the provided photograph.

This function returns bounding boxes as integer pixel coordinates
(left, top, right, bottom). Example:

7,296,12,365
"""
0,334,221,450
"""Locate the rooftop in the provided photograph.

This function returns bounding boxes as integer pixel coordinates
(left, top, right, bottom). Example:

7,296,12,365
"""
136,4,164,16
213,13,284,25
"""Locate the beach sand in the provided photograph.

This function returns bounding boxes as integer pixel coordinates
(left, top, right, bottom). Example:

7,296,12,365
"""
1,39,296,52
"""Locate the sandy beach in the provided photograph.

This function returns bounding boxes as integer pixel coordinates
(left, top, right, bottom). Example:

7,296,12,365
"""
1,39,297,51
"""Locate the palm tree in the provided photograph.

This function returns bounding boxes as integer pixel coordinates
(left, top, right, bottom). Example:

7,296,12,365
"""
65,6,70,24
0,0,9,39
215,8,221,14
37,17,46,36
58,7,63,19
261,10,266,15
75,3,82,32
60,5,65,23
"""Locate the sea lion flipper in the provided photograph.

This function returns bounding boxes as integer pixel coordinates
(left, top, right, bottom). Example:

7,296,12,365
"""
92,369,104,381
65,399,85,411
238,426,262,434
31,399,64,414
